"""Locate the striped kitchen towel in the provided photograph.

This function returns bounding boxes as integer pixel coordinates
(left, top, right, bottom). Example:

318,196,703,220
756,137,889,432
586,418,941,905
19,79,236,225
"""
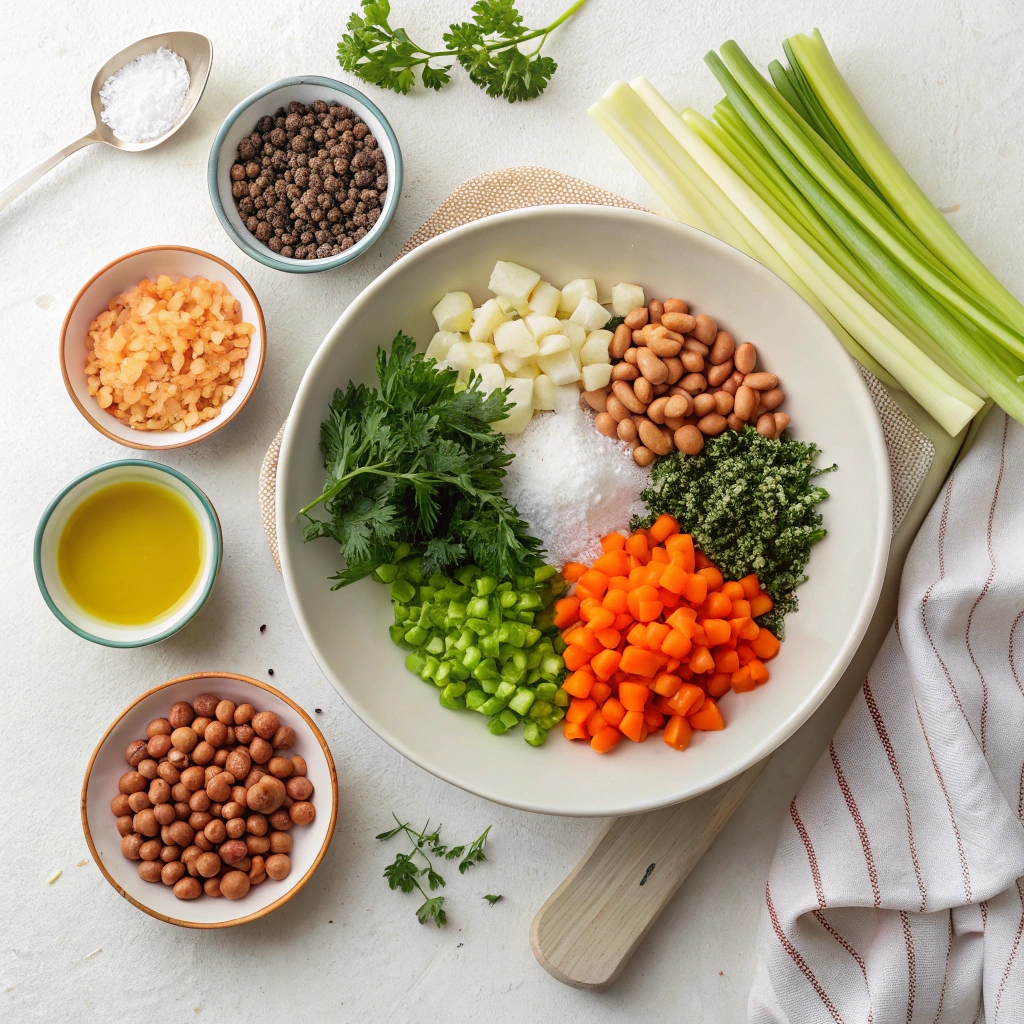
750,408,1024,1024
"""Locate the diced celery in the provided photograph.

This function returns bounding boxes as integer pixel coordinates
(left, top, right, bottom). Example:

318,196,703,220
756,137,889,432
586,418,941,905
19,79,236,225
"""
553,688,569,707
404,625,427,645
462,646,481,670
466,596,490,619
388,624,405,645
529,700,553,720
523,722,547,746
454,565,479,585
542,655,564,676
376,563,400,583
508,688,536,716
487,715,509,735
535,681,558,701
534,565,558,583
465,689,488,710
425,636,445,656
440,691,466,710
390,579,416,603
474,576,498,596
498,709,520,730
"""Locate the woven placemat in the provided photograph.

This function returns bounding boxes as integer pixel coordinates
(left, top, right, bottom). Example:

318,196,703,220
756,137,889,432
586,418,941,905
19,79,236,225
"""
258,166,934,571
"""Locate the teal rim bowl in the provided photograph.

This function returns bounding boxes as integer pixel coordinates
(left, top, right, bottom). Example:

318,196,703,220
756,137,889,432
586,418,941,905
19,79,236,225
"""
34,461,223,648
207,75,403,274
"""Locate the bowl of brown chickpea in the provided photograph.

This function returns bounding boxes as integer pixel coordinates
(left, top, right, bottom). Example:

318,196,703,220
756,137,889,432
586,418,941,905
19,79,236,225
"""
82,672,337,927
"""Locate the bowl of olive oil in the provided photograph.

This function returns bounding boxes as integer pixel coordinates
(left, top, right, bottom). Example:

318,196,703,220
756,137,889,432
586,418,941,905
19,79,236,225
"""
34,461,221,647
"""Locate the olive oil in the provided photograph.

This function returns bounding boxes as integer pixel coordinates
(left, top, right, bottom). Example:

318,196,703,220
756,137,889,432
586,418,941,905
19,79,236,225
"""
57,480,203,625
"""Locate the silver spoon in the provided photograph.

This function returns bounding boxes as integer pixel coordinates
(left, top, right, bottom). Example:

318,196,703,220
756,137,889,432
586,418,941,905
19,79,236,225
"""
0,30,212,214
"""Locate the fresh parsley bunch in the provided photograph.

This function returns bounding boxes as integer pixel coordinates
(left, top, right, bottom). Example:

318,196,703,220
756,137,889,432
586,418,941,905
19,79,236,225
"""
300,331,542,587
337,0,589,103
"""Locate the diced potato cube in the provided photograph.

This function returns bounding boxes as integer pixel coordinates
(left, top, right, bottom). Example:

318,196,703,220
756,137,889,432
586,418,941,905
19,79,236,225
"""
537,347,582,386
538,333,570,357
533,373,557,411
425,331,462,361
465,341,496,367
528,281,561,317
570,296,612,332
445,341,472,377
499,350,534,374
493,377,534,435
558,278,598,316
432,291,474,332
581,330,613,365
611,283,645,317
472,362,506,394
582,363,613,390
489,261,541,301
493,318,538,357
469,299,506,344
496,294,531,318
525,314,562,341
512,363,541,379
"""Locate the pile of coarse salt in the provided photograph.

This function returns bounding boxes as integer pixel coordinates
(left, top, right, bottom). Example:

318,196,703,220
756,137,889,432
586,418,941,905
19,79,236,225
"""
99,48,190,143
503,388,651,568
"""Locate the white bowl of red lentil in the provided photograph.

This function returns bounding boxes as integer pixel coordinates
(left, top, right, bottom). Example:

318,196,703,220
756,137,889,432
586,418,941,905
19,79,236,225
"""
60,245,266,450
207,76,402,273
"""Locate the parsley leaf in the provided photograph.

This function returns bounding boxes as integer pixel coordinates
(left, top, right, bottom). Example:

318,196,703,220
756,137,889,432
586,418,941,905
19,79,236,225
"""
417,896,448,927
483,894,503,905
458,826,491,874
337,0,589,103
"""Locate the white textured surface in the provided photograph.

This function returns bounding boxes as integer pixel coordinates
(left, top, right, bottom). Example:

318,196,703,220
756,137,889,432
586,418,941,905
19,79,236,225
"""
1,2,1021,1021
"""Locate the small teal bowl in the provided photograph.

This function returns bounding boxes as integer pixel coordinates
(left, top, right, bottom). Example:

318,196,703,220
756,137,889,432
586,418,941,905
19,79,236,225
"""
208,76,403,274
34,461,223,648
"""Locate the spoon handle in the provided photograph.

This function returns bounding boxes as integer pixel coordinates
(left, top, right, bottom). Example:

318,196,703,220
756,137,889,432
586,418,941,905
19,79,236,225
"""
0,132,100,214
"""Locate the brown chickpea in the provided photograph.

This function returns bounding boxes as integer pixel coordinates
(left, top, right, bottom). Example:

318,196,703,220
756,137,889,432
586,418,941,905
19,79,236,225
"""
230,786,248,806
116,815,134,837
205,720,228,747
225,817,247,839
191,717,213,738
233,703,254,726
191,741,215,766
196,852,222,878
225,726,236,745
290,756,307,778
194,833,214,852
160,845,181,863
118,771,147,795
246,834,271,856
243,771,265,792
235,856,252,873
225,749,251,781
246,813,268,837
204,765,221,783
189,811,213,833
265,853,291,881
222,801,246,820
249,737,272,764
146,734,173,759
121,834,144,860
219,840,248,864
161,861,186,886
203,877,222,897
193,694,220,718
146,718,172,739
134,809,160,837
180,766,205,792
204,819,227,844
167,820,195,847
153,803,176,826
173,877,202,900
207,771,234,802
148,779,171,805
128,791,151,813
215,699,237,725
267,756,294,779
289,802,315,826
234,724,256,745
247,777,286,814
271,726,296,750
171,782,191,803
171,727,198,753
156,762,180,786
138,860,163,883
125,739,149,766
286,777,314,801
269,831,293,855
181,845,202,869
251,711,280,740
167,749,190,770
209,803,223,819
268,810,292,831
220,870,250,900
249,865,267,886
139,839,162,861
189,790,211,813
168,701,195,729
212,749,229,768
110,793,132,817
281,795,294,810
173,802,191,821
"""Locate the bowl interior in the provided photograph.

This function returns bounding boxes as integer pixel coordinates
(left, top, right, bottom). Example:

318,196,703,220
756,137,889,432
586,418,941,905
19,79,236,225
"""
83,674,336,927
277,206,890,816
62,247,264,449
37,461,221,646
211,78,400,272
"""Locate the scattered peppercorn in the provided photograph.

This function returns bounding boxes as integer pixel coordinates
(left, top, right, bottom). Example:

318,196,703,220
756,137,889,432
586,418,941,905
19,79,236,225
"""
314,709,322,714
260,624,267,634
268,669,275,677
228,100,388,260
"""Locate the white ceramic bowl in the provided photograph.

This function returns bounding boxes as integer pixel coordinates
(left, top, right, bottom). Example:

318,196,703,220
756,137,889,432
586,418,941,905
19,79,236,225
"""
276,206,891,816
35,460,222,647
207,76,402,273
60,245,266,449
82,673,338,928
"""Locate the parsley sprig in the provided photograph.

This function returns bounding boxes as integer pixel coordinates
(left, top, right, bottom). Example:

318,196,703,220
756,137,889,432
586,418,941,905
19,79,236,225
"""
337,0,590,103
378,816,493,927
300,331,542,587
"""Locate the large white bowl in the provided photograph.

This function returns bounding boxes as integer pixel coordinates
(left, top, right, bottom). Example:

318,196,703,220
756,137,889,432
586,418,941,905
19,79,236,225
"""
277,206,891,816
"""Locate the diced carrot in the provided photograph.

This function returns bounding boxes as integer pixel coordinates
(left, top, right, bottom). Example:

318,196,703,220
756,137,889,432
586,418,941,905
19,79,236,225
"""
613,612,634,631
590,680,612,704
698,566,724,592
690,624,707,648
601,697,626,728
666,607,697,633
750,593,774,618
664,657,681,673
601,588,629,614
714,649,740,675
694,550,712,569
663,715,692,751
643,560,667,585
658,589,681,609
591,648,622,681
644,622,671,651
703,618,732,647
731,666,756,692
620,646,662,678
593,550,630,577
649,513,679,542
707,672,732,697
582,605,615,631
683,574,707,605
739,574,761,600
628,566,649,589
661,629,692,660
594,627,621,650
705,592,733,619
653,694,676,715
667,682,705,717
659,562,689,594
643,706,666,731
678,664,695,680
626,622,648,647
584,708,608,736
563,721,589,741
652,672,683,697
720,580,745,601
579,569,609,599
618,682,651,712
636,601,661,623
591,726,622,753
566,697,597,723
628,555,643,570
731,598,751,619
625,531,650,561
737,643,757,667
565,627,603,656
562,671,595,700
689,696,725,730
563,562,587,582
553,596,581,629
563,644,591,671
752,628,781,660
619,710,647,742
689,645,715,675
734,616,760,641
573,584,599,603
600,532,627,553
665,533,695,572
626,584,659,618
749,658,770,685
649,545,670,564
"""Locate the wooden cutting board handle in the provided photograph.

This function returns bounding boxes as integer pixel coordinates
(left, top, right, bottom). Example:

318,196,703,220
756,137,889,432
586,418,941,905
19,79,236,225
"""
530,760,767,990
